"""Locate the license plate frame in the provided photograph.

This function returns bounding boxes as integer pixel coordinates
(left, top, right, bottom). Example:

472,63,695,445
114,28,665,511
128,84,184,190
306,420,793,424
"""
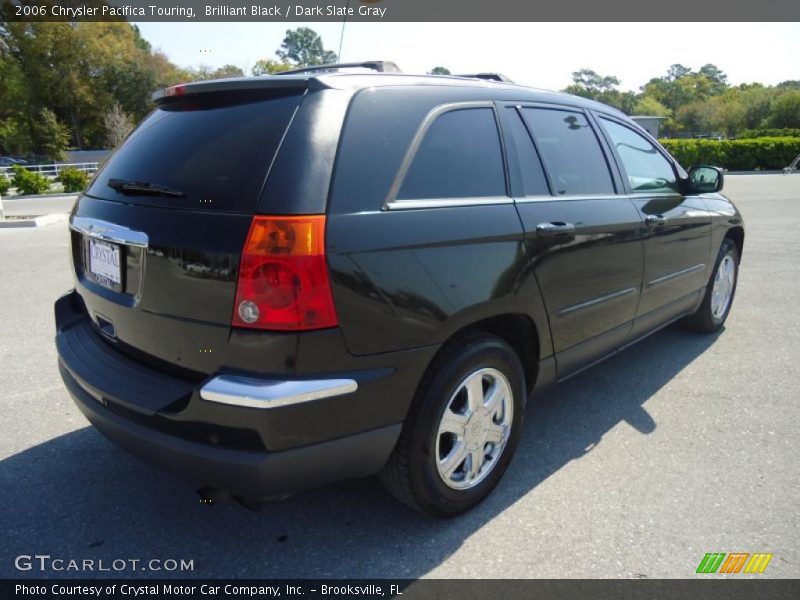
84,237,124,292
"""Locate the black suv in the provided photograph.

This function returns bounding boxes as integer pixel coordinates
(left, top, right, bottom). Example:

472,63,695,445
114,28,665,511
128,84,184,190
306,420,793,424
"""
55,65,744,516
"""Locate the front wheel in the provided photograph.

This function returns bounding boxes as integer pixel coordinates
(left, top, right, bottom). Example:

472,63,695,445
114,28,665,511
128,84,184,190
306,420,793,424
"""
683,238,739,333
380,332,526,516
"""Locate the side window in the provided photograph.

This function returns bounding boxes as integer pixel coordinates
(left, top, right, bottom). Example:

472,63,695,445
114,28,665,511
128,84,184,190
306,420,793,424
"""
503,108,550,196
521,108,615,196
600,118,679,194
396,107,506,200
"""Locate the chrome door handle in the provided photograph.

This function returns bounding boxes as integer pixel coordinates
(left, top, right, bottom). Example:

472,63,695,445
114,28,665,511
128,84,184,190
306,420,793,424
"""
536,222,575,237
645,214,667,228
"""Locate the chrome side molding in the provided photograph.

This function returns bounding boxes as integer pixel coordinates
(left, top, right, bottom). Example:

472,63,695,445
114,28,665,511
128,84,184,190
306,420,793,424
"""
70,216,149,248
199,375,358,409
384,196,513,211
556,286,638,317
646,263,706,287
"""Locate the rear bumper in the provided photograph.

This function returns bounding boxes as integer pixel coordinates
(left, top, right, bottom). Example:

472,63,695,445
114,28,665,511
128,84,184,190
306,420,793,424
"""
55,290,434,498
199,374,358,409
61,361,400,499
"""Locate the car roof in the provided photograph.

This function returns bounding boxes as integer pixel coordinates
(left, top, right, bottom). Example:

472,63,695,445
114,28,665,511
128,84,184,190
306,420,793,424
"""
152,72,627,119
318,73,627,115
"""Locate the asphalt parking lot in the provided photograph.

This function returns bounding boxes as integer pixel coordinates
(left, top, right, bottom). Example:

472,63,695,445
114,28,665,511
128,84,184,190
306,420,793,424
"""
0,175,798,579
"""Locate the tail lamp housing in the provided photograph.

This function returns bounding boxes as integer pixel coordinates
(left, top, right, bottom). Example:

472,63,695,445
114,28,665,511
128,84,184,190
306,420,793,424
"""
232,215,338,331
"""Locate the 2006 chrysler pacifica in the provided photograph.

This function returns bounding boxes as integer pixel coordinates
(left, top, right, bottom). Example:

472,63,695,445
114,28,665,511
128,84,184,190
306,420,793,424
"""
55,63,744,516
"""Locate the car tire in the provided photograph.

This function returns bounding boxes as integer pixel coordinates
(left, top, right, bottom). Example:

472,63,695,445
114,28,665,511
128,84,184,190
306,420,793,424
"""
380,331,526,517
682,238,740,333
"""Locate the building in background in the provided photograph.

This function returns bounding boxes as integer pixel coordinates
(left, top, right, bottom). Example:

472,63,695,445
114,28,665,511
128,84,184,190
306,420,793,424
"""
631,116,667,139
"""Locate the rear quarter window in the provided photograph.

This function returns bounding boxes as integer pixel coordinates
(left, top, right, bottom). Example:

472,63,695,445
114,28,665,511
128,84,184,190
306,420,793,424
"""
396,107,506,200
87,90,303,212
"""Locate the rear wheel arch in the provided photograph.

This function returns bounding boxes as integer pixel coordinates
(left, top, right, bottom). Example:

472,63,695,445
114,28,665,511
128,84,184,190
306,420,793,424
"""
430,313,541,395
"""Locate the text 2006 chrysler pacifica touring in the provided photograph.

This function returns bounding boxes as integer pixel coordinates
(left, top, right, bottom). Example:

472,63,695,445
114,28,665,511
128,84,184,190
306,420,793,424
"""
55,65,744,516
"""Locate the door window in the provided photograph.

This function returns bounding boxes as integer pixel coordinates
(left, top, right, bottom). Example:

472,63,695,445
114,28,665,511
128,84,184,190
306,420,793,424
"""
503,108,550,196
521,108,615,196
600,118,679,194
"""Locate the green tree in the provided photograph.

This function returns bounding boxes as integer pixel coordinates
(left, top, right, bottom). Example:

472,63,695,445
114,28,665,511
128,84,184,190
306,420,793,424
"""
276,27,337,67
144,51,191,90
723,84,774,130
33,108,70,161
641,64,728,112
131,25,152,54
187,64,245,81
698,63,728,95
0,117,31,156
768,91,800,128
666,64,693,81
633,95,671,117
209,64,245,79
251,58,293,76
429,66,451,75
1,21,188,151
0,46,31,155
564,68,636,113
566,68,621,96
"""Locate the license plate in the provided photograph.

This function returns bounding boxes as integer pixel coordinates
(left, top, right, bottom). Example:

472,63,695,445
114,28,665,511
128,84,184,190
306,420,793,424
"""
87,238,122,290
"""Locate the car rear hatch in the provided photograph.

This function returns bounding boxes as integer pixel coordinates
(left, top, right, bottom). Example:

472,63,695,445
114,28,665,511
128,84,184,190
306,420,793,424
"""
69,77,331,376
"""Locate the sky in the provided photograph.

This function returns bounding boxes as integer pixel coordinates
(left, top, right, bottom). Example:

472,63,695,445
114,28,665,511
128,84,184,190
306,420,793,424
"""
134,22,800,92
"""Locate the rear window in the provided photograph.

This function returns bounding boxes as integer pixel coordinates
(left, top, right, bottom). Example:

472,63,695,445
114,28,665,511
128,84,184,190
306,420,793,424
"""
87,90,303,212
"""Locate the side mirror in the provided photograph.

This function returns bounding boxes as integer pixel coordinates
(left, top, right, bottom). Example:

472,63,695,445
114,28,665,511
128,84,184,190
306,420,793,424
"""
687,165,724,194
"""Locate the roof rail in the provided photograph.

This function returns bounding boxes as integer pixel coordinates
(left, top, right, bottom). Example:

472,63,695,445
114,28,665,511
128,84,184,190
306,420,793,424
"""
455,73,515,84
274,61,402,76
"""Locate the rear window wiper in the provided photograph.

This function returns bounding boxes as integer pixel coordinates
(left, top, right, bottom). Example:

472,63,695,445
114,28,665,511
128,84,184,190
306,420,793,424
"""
107,178,185,198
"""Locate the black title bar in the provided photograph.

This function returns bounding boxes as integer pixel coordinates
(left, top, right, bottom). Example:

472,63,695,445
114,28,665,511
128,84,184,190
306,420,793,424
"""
2,0,799,22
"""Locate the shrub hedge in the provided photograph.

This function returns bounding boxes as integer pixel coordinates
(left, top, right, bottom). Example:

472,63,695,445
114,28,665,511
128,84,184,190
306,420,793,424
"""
738,128,800,139
58,167,90,193
660,137,800,171
11,164,51,195
0,174,9,195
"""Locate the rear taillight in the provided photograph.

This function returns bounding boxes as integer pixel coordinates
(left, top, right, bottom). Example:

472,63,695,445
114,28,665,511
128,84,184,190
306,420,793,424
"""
232,215,338,331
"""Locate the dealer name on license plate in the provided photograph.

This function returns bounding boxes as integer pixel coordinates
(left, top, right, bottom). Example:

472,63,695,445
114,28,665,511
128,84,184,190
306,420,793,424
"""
88,238,122,288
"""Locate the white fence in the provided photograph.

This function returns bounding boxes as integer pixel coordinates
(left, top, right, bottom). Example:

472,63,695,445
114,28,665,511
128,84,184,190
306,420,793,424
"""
0,162,100,181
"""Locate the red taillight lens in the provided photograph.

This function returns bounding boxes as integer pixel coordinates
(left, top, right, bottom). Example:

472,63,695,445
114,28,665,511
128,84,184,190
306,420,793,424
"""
232,215,338,331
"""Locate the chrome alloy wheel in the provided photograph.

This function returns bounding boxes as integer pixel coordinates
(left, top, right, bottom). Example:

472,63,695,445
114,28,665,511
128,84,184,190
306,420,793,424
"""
435,367,514,490
711,255,735,320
